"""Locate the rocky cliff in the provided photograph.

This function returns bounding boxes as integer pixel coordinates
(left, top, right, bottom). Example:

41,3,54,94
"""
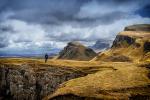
0,60,89,100
93,24,150,62
58,41,97,61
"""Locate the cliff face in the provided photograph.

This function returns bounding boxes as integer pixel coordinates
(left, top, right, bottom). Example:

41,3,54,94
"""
58,41,97,61
112,24,150,48
111,35,135,48
0,63,87,100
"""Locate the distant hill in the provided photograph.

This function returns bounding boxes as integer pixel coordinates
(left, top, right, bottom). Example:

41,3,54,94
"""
124,24,150,31
91,39,111,51
57,41,97,61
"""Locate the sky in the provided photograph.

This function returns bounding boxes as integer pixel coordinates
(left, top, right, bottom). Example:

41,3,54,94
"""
0,0,150,56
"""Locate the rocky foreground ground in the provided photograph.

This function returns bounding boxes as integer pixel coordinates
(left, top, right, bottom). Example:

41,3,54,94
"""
0,24,150,100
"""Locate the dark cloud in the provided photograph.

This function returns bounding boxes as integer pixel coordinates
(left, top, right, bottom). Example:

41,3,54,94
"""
137,4,150,17
0,0,85,24
0,36,9,48
0,43,7,48
0,25,15,33
0,0,149,25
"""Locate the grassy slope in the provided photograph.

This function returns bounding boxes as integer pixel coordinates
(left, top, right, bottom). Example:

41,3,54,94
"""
0,57,150,100
0,58,102,68
0,58,113,75
43,31,150,100
44,61,150,100
119,31,150,38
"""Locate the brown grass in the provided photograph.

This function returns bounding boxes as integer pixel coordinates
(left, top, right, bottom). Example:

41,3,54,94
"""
0,54,149,100
44,62,150,100
119,31,150,39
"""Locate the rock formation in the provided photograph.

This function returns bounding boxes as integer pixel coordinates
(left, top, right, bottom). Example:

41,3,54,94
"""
93,24,150,62
57,41,97,61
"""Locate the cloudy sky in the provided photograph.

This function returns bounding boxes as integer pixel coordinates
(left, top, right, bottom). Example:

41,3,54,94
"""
0,0,150,56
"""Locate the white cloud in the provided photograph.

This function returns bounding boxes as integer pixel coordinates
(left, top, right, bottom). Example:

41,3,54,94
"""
88,15,150,39
2,19,45,42
0,19,68,50
45,15,150,41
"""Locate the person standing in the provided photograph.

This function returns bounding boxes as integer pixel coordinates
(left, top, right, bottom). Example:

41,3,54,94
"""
45,53,48,63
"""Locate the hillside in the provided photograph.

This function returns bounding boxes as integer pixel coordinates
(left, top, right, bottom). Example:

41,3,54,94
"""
57,41,97,61
45,62,150,100
93,24,150,62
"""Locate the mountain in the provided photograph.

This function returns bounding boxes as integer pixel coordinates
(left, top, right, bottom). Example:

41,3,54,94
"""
91,39,111,51
57,41,97,61
93,24,150,62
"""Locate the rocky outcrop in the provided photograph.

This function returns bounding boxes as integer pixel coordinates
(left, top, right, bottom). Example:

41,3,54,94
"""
111,35,135,48
0,63,87,100
124,24,150,31
58,41,97,61
144,41,150,53
112,24,150,48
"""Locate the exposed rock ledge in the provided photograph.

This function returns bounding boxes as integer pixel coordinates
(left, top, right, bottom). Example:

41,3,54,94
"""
0,63,87,100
